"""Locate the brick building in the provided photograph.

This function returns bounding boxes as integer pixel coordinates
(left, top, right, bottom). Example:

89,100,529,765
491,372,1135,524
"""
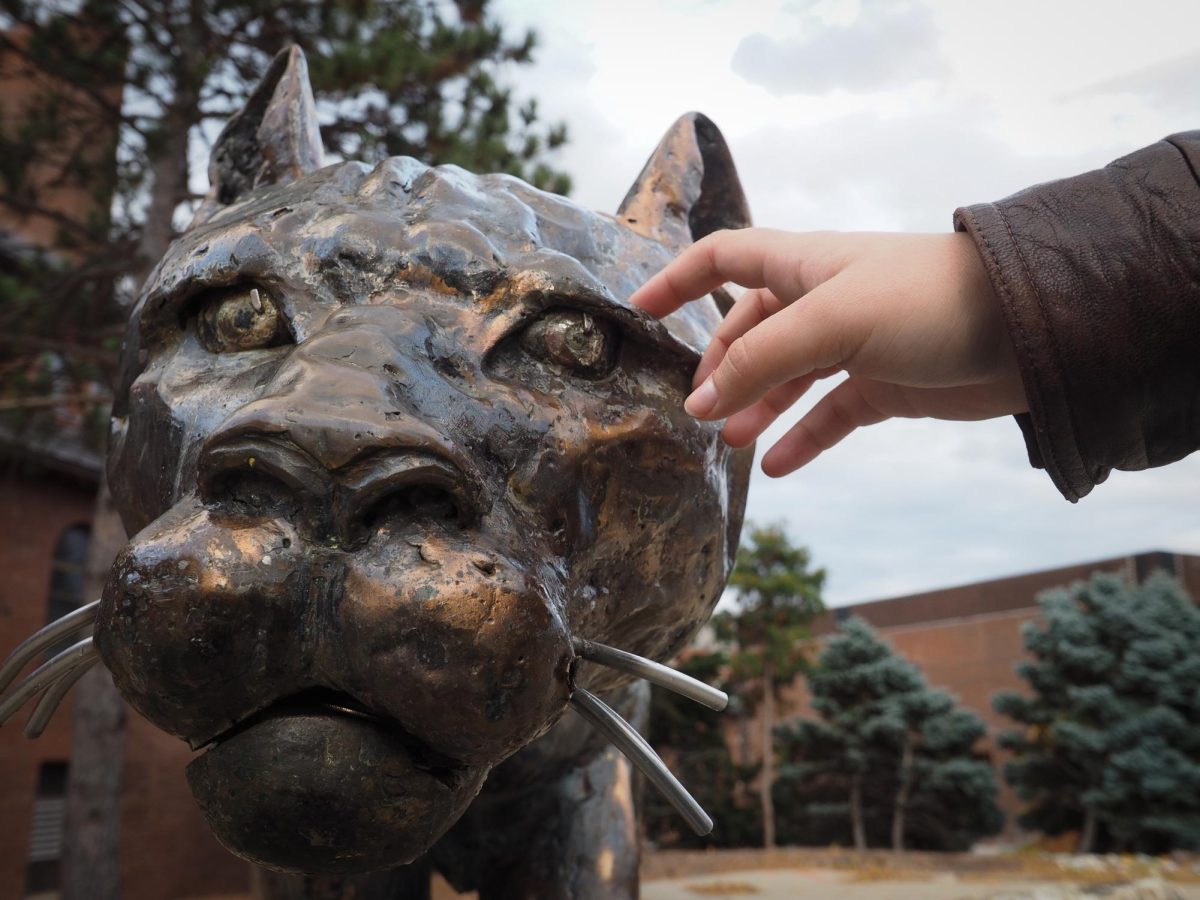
0,453,250,899
724,551,1200,840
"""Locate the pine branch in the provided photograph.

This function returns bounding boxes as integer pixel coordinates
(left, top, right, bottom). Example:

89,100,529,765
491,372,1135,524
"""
0,392,111,411
0,31,126,123
0,335,118,362
0,193,103,242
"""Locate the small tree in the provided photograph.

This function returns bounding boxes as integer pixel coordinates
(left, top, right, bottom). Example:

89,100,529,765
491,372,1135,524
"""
894,691,1004,851
994,571,1200,853
778,618,1001,851
645,650,762,849
717,524,825,848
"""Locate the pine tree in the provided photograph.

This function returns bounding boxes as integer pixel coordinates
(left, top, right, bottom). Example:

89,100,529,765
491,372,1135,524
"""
0,0,570,445
994,571,1200,853
777,618,1002,851
718,524,826,848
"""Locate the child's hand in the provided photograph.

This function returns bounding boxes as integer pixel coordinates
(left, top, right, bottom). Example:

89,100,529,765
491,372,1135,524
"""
630,229,1028,476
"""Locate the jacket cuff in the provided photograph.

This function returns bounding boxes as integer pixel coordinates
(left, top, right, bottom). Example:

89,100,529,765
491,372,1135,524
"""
954,203,1093,502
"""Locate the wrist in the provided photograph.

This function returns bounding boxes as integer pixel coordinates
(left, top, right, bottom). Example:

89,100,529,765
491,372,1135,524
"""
951,232,1026,409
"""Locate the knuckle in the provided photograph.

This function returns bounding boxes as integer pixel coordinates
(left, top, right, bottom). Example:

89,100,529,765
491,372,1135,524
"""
660,266,685,300
753,289,776,319
826,398,856,436
798,300,853,369
789,419,820,453
697,228,730,256
721,335,757,386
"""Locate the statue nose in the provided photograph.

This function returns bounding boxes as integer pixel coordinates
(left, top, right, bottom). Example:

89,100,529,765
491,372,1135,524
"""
334,450,479,540
195,321,485,542
198,434,481,544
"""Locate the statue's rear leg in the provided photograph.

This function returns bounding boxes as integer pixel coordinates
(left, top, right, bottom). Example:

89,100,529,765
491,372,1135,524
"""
433,686,648,899
253,860,432,900
441,748,641,899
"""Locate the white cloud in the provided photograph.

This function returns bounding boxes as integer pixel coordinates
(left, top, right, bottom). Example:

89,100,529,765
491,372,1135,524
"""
732,108,1114,233
1062,50,1200,119
731,2,945,96
928,0,1200,158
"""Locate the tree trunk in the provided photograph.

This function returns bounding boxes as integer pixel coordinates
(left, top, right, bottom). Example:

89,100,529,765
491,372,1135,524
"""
61,479,127,900
850,772,866,851
891,732,914,853
1076,806,1098,854
134,102,196,283
59,80,192,884
759,657,776,849
63,15,201,898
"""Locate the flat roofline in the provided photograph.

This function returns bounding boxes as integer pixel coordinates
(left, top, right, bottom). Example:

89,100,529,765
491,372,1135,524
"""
822,550,1196,633
860,550,1192,607
0,425,102,483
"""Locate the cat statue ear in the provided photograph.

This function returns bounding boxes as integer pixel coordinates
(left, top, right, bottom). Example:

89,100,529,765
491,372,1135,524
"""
191,45,325,227
617,113,751,247
617,113,751,313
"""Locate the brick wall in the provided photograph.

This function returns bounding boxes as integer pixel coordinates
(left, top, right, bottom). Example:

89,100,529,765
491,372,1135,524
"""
0,468,97,894
0,468,249,899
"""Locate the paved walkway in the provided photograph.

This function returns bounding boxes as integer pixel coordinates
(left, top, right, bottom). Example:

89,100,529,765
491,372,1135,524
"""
642,869,1200,900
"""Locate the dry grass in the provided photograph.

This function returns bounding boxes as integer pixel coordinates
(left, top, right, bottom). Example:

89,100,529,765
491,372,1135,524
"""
683,882,761,895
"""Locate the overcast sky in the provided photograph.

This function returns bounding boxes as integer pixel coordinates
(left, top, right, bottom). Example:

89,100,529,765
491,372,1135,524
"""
492,0,1200,606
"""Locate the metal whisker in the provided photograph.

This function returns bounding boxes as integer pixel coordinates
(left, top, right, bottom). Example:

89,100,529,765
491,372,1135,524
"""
23,656,97,738
573,638,728,711
0,638,98,727
570,687,713,836
0,599,100,693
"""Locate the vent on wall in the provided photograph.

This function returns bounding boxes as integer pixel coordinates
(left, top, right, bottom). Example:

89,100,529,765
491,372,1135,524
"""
25,760,68,898
1134,551,1177,583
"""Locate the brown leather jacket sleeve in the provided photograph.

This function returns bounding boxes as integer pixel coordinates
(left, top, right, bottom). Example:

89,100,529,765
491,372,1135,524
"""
954,131,1200,501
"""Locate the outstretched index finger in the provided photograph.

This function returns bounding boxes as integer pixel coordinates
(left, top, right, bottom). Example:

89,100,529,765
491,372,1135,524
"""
629,228,814,319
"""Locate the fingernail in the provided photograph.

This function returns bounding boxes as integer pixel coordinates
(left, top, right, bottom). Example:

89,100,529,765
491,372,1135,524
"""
685,377,719,417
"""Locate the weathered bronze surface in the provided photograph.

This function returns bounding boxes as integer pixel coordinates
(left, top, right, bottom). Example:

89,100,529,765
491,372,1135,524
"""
94,45,752,896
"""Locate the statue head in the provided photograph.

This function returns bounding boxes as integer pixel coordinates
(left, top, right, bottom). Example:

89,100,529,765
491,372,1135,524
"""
90,47,752,873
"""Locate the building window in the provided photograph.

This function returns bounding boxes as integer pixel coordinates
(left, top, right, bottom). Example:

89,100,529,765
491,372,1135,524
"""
1134,550,1177,583
25,760,68,898
45,524,89,657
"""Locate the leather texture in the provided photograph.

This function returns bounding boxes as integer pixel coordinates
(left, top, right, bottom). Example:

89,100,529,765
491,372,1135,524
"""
955,131,1200,501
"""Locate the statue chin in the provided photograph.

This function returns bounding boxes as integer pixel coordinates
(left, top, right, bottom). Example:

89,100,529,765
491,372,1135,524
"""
185,704,487,875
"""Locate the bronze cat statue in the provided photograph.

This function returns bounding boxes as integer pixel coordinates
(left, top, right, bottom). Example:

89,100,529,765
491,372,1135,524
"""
0,46,753,898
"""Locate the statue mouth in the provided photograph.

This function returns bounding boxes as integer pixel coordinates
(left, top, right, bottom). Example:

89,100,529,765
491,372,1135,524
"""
185,686,487,875
196,686,471,787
